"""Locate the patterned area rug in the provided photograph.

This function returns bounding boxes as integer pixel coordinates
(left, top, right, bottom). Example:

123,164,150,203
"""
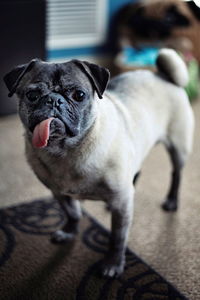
0,198,188,300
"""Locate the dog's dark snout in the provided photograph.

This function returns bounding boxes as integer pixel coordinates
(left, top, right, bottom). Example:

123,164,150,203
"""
46,93,64,109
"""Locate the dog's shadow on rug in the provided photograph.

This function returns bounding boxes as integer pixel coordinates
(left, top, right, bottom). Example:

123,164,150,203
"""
10,241,76,299
154,213,179,268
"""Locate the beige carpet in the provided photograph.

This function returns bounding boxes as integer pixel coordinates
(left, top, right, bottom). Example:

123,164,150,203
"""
0,99,200,299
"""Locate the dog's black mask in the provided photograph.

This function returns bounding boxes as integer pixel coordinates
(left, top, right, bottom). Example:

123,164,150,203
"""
3,59,110,149
128,4,190,40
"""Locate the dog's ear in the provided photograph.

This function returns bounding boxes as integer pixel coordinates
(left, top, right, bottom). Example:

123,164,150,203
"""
3,59,39,97
72,60,110,99
186,0,200,21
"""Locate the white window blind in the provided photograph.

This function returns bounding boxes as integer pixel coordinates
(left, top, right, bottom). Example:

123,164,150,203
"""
46,0,108,50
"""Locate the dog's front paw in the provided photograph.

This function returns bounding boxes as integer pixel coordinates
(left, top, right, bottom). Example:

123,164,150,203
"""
100,257,125,278
51,230,76,243
101,262,124,278
162,199,177,212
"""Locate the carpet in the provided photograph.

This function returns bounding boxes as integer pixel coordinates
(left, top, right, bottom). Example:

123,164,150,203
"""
0,198,188,300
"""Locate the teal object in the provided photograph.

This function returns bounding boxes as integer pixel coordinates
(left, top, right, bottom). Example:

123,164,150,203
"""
122,47,159,66
121,47,199,101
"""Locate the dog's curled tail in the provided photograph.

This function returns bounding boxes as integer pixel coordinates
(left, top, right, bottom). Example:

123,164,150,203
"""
156,48,189,87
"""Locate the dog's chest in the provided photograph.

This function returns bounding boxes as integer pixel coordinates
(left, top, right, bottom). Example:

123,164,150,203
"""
27,150,110,200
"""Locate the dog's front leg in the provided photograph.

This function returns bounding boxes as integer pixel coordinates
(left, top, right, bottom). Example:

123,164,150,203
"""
101,187,134,278
51,195,82,243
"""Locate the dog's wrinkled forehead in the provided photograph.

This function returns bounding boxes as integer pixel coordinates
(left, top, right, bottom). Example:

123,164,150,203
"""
21,61,93,91
4,59,110,99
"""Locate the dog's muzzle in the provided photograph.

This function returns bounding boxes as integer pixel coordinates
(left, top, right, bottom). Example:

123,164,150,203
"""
46,92,65,111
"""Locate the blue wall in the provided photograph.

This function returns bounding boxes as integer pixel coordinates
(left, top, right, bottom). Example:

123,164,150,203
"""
109,0,133,17
47,0,135,60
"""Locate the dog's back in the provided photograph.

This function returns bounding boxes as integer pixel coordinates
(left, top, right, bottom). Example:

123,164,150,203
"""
107,49,194,169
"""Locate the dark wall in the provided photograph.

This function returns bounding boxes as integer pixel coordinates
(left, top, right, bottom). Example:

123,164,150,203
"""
0,0,46,116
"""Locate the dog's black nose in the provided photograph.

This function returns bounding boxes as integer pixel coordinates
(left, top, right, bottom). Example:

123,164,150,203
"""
46,93,64,108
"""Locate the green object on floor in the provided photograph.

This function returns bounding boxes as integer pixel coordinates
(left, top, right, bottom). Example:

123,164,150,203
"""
185,58,200,101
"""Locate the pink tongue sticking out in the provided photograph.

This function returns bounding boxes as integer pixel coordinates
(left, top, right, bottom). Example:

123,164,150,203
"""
32,117,54,148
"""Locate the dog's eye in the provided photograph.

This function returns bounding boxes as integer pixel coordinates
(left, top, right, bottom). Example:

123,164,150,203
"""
72,90,85,102
26,90,40,102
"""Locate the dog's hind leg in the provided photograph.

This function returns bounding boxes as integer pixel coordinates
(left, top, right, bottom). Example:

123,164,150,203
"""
51,195,82,243
162,94,194,212
133,171,141,186
162,145,184,212
162,102,194,211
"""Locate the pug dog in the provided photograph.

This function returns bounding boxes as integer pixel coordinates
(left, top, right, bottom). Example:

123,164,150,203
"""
4,49,194,278
111,0,200,63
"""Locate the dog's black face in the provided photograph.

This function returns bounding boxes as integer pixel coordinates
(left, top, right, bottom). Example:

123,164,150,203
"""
4,60,109,149
128,5,190,40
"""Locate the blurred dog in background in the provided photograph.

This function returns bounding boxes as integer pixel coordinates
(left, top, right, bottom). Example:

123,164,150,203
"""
112,0,200,63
